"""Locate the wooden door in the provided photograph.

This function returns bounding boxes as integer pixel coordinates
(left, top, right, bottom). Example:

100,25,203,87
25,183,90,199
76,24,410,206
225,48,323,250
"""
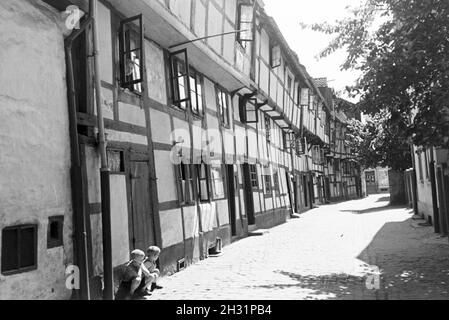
227,165,237,237
242,164,256,226
129,161,155,251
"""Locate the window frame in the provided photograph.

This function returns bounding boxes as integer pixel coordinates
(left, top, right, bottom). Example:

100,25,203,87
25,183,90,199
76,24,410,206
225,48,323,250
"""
217,87,231,127
264,114,271,143
249,164,259,190
210,163,226,200
176,163,195,206
264,175,272,195
119,14,144,93
270,42,282,69
237,3,255,43
196,162,211,203
1,224,38,276
169,49,191,110
189,68,204,116
240,97,259,124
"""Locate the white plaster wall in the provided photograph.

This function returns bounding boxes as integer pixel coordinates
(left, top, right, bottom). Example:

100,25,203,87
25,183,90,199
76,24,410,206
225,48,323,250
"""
200,202,218,232
110,175,130,267
169,0,191,28
154,150,178,203
98,2,113,84
150,108,172,145
145,40,167,105
160,209,184,248
216,200,230,226
118,103,146,128
0,0,72,300
207,3,223,55
194,0,207,38
183,206,200,240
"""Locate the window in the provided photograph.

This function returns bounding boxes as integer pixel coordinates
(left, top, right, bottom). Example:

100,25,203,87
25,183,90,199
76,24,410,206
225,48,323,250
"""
196,162,211,202
211,164,225,199
2,225,37,275
296,136,305,156
48,216,64,249
169,49,191,110
282,132,288,150
264,175,272,194
217,88,230,127
249,164,259,189
273,172,280,193
189,70,204,115
119,15,144,92
270,43,281,68
240,97,259,124
237,3,254,43
107,150,125,173
334,159,341,172
265,114,271,143
287,76,293,97
312,145,322,165
177,163,194,205
299,88,310,106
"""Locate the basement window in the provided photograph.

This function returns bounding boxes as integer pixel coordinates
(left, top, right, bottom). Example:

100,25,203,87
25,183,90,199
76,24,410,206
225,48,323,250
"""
119,15,144,93
1,225,38,276
47,216,64,249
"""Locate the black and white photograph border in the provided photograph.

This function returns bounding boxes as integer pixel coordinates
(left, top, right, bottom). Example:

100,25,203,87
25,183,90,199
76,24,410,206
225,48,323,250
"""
0,0,448,306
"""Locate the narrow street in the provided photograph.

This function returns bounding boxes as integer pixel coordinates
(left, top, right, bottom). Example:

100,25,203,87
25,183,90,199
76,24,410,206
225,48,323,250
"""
151,194,449,300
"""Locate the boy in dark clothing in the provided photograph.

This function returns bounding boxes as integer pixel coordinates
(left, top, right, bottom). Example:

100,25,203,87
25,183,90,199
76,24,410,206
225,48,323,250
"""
114,249,152,300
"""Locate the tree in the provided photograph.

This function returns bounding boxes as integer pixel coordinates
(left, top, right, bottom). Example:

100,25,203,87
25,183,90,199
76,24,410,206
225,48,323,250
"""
303,0,449,149
345,112,412,171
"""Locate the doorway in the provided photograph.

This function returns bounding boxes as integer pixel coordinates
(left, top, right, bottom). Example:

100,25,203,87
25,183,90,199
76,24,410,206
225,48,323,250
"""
226,165,237,237
242,164,256,226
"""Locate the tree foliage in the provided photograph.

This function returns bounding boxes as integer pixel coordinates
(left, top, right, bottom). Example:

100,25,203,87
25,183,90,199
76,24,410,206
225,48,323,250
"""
303,0,449,169
345,112,412,171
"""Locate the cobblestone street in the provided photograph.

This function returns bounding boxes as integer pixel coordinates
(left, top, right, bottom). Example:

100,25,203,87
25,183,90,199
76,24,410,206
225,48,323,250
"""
150,194,449,300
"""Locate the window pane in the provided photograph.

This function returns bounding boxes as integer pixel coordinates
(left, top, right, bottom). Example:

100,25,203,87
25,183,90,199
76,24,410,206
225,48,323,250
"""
238,5,254,41
200,180,209,200
211,166,224,199
20,227,35,268
197,76,203,114
1,229,18,272
190,76,198,113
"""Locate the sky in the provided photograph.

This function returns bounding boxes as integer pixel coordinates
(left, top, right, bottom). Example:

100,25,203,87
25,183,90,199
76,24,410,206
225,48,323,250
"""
263,0,363,102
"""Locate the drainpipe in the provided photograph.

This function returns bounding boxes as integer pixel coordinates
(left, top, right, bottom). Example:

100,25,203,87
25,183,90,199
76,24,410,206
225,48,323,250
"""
65,17,94,300
90,0,114,300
